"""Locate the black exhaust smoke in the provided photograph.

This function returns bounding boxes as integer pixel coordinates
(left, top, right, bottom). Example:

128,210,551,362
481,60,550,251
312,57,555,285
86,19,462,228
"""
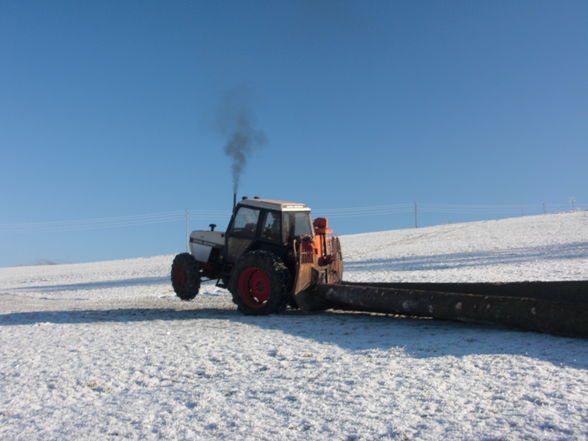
217,84,267,206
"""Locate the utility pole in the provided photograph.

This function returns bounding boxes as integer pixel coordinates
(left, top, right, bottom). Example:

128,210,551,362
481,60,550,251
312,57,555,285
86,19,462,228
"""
570,197,577,211
185,209,190,251
414,202,419,228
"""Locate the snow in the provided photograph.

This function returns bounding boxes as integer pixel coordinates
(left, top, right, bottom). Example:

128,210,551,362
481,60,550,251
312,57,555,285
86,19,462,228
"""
1,212,587,441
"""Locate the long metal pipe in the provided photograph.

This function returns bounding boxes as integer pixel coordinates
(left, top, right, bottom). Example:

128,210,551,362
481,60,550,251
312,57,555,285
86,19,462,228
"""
307,281,588,338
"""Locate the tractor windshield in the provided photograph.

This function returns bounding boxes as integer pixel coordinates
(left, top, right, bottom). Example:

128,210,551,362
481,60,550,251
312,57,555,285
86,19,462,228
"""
282,211,312,241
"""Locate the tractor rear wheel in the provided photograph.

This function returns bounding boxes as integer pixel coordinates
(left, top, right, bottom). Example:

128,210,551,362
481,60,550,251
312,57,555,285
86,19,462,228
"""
171,253,201,301
229,250,290,315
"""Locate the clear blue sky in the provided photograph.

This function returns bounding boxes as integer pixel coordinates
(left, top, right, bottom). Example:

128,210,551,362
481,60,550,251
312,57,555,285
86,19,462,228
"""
1,0,587,267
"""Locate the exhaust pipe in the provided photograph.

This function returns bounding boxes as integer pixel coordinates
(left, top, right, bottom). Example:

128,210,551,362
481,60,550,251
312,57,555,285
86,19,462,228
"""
233,192,237,210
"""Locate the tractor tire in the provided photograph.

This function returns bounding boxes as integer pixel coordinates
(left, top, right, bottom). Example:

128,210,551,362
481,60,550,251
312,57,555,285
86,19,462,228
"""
228,250,290,315
171,253,201,301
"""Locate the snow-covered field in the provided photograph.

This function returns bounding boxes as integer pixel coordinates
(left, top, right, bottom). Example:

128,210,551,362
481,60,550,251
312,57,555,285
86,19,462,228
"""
1,212,587,441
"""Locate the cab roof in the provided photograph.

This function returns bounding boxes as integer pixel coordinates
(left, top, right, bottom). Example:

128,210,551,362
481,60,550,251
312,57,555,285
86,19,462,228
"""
238,198,311,212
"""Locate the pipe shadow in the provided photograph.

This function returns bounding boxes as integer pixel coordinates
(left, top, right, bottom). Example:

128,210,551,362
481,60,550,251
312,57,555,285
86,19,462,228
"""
1,306,585,369
346,241,588,272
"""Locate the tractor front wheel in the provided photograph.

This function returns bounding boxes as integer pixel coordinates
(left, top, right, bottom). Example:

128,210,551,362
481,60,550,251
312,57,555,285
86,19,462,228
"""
171,253,201,301
229,251,289,315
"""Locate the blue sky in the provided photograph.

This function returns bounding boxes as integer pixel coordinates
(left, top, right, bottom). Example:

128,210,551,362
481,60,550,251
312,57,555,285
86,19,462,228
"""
1,0,587,266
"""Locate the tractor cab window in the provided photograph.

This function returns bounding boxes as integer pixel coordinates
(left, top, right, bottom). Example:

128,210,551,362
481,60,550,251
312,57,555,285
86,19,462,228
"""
260,211,281,242
283,211,312,241
232,207,260,237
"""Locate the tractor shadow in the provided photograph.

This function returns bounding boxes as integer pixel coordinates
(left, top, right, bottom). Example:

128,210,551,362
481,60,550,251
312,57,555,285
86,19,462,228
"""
1,305,586,369
11,276,169,292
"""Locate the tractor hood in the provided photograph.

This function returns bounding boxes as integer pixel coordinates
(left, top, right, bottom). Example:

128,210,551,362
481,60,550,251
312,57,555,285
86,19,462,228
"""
189,230,225,248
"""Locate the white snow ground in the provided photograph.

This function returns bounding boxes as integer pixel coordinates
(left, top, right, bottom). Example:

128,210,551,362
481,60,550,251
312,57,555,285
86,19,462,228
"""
1,212,587,441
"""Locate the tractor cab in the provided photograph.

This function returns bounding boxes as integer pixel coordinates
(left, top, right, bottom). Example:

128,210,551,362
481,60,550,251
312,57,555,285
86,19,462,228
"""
225,198,313,264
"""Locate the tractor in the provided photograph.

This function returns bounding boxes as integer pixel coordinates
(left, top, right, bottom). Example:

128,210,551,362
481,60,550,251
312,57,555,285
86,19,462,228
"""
171,197,343,315
169,197,588,337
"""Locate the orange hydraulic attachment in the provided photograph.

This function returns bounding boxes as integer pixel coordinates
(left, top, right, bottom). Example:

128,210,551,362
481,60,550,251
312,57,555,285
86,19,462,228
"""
293,217,343,297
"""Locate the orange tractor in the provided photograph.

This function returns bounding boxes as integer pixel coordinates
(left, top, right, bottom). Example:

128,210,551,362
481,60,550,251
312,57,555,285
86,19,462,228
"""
171,197,343,314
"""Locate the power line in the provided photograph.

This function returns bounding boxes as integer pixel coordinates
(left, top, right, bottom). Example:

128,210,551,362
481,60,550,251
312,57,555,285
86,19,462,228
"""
0,211,184,233
0,203,585,233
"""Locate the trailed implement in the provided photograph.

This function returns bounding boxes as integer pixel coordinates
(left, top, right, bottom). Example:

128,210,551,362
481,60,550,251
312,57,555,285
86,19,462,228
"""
303,280,588,338
171,197,587,338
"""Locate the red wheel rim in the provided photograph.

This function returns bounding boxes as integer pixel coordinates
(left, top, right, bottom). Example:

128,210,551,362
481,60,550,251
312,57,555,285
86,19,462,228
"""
173,264,187,287
238,267,271,308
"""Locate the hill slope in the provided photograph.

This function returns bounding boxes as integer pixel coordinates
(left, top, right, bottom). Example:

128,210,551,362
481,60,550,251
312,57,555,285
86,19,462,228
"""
0,212,587,441
342,210,588,282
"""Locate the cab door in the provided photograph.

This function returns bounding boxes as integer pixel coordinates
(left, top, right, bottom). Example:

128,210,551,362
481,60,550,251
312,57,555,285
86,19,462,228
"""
226,206,261,263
